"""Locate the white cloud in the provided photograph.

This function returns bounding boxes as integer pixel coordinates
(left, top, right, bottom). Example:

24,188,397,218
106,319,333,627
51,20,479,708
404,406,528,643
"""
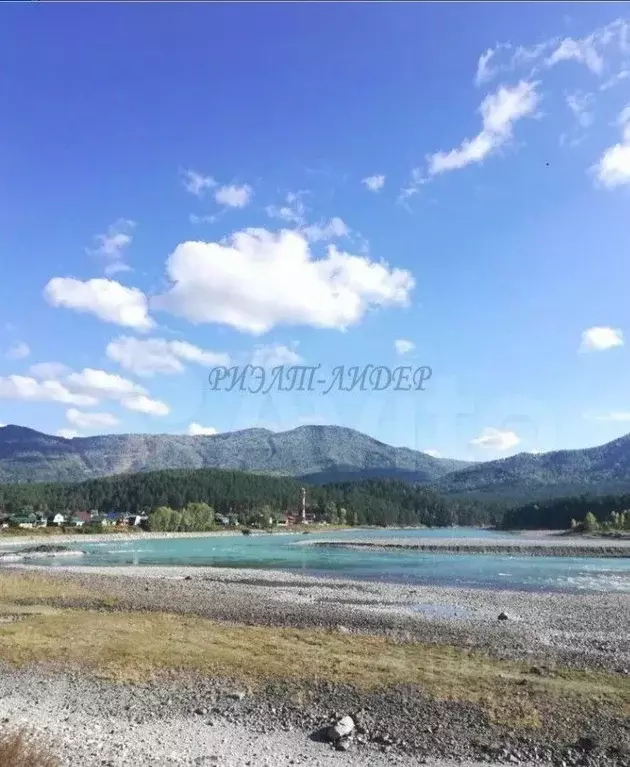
546,38,604,74
215,184,252,208
566,91,594,128
394,339,415,356
181,169,216,197
66,368,144,399
470,427,521,451
474,47,501,86
29,362,71,379
6,341,30,360
44,278,154,331
423,448,442,458
66,408,119,429
362,174,386,192
153,228,414,334
579,326,624,352
265,192,307,225
57,429,79,439
251,343,303,368
585,410,630,422
593,106,630,187
88,219,135,275
66,368,170,416
0,376,97,407
600,68,630,91
301,217,350,243
187,422,218,436
427,81,539,176
106,336,230,377
121,394,170,416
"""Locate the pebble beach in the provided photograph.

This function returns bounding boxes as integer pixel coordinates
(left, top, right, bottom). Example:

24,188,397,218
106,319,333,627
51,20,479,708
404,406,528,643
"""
1,534,629,766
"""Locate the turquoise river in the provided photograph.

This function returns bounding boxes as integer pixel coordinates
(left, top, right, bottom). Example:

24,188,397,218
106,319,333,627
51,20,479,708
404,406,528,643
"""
21,527,630,593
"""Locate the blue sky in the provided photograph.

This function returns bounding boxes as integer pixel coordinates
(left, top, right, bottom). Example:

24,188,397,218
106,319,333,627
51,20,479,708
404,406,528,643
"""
2,3,630,460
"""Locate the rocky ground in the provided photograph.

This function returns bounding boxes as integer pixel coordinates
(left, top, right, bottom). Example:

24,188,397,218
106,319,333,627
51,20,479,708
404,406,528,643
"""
0,665,624,767
1,564,628,766
20,564,630,671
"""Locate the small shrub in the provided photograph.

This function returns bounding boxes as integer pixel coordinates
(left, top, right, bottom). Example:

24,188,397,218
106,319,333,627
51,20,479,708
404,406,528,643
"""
0,728,59,767
241,528,251,535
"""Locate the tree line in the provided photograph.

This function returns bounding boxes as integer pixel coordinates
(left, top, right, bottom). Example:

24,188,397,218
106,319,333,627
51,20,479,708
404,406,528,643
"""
0,467,500,528
501,492,630,530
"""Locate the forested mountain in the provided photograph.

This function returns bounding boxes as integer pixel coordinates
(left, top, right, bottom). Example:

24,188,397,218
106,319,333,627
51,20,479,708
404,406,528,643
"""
0,424,469,484
435,433,630,500
0,467,498,527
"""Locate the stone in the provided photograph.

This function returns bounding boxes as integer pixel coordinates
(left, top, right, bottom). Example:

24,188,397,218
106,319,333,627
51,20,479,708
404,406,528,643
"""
228,691,246,701
335,736,352,751
327,715,355,741
498,612,509,621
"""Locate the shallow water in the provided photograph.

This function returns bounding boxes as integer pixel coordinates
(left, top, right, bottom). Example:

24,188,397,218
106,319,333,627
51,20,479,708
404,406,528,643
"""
11,527,630,594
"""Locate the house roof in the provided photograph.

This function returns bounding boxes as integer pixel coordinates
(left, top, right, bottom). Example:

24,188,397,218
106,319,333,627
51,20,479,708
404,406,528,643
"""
73,511,92,522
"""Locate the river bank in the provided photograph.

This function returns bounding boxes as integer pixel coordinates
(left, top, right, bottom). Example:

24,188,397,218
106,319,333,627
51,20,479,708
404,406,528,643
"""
0,565,628,765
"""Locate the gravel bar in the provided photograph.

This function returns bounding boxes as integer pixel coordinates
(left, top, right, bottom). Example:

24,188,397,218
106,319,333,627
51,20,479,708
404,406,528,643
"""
304,537,630,557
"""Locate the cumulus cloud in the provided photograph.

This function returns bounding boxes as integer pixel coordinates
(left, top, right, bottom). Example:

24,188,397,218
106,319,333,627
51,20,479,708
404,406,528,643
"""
153,228,414,334
187,422,218,436
44,278,154,331
215,184,252,208
106,336,230,377
1,366,169,416
181,168,216,197
579,326,624,352
121,394,169,416
250,343,303,368
0,376,98,407
423,448,442,458
394,339,415,356
87,219,135,276
361,174,386,192
593,106,630,187
470,427,521,451
6,341,30,360
56,429,79,439
64,368,170,416
66,408,119,429
427,81,540,176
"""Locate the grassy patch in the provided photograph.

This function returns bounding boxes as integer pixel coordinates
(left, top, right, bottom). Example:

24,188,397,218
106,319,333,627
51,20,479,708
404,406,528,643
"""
0,607,627,727
0,572,90,603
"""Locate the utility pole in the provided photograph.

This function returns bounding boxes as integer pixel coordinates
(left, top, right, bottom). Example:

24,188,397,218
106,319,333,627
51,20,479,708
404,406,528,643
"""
301,486,306,523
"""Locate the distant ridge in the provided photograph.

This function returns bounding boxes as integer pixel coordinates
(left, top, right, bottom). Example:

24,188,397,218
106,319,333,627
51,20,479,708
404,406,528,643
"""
0,424,470,484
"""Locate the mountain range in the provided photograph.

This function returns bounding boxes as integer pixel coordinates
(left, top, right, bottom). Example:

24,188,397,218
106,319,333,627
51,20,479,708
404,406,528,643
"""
1,423,630,501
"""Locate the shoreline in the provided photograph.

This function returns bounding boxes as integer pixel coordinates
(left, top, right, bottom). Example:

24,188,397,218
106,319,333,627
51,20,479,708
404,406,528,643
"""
306,537,630,558
1,563,628,765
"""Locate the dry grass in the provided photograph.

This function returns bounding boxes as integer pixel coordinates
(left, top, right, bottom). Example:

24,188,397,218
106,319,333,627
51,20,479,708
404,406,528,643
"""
0,607,627,727
0,571,90,604
0,728,59,767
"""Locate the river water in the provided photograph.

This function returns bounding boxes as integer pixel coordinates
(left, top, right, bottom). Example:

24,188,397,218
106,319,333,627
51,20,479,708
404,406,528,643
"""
24,527,630,593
